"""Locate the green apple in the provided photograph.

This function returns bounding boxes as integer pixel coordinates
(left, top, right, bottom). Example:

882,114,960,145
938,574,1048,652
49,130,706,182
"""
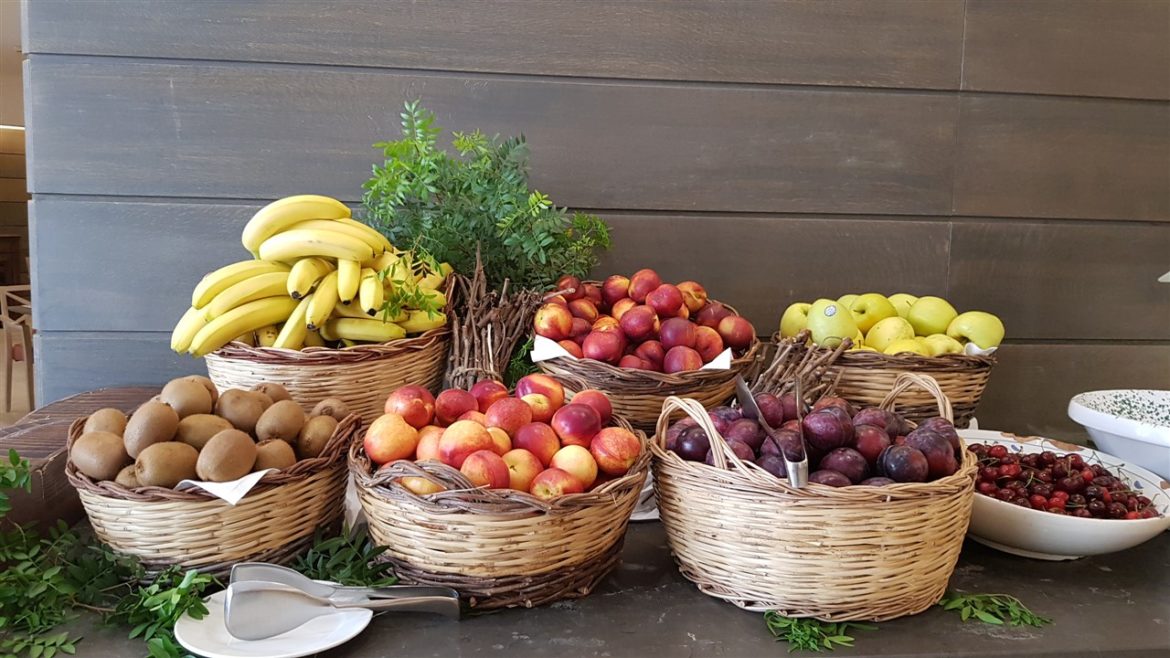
922,333,964,356
906,296,957,336
887,293,918,319
849,293,898,334
805,299,859,348
947,311,1005,349
884,338,930,356
837,293,859,310
779,302,812,339
865,316,914,352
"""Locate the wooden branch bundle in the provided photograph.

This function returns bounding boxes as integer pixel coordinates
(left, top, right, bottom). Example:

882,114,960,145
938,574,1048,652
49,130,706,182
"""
749,330,848,402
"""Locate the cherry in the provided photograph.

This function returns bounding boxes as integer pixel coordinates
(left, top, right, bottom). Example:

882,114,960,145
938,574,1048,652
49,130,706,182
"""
1074,509,1093,518
1126,497,1140,511
1125,511,1141,520
1068,494,1087,508
1093,475,1117,488
977,481,998,495
1083,484,1103,500
996,488,1017,502
980,467,999,482
1020,454,1039,468
1137,495,1152,507
1068,454,1085,470
1029,494,1048,508
1141,508,1160,519
1029,482,1054,497
999,464,1022,479
987,445,1008,460
1108,502,1127,518
1080,468,1095,482
1087,500,1107,516
1038,451,1056,465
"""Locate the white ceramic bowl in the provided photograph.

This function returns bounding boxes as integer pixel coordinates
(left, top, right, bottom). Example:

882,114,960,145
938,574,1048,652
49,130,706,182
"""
1068,389,1170,480
960,428,1170,560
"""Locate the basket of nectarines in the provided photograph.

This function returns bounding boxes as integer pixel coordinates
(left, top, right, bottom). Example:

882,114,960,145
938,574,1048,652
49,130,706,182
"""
532,271,762,431
348,376,651,610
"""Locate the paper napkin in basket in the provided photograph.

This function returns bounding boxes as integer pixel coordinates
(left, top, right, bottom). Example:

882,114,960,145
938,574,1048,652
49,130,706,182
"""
176,469,276,505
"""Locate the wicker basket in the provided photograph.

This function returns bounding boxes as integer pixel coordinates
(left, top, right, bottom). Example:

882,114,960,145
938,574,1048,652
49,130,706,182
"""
65,415,358,580
205,328,449,423
651,373,977,621
349,417,651,610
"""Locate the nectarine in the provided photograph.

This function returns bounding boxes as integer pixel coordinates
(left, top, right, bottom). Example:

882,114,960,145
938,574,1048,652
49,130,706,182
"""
647,284,683,317
435,389,478,426
534,303,573,341
659,317,697,350
551,403,602,448
557,340,584,358
611,298,637,321
485,397,533,437
696,302,732,329
550,444,598,488
521,393,555,423
677,281,708,313
590,427,642,475
663,346,703,374
694,326,725,362
530,468,585,499
570,389,613,425
398,476,445,495
457,409,488,425
515,374,566,410
601,275,631,307
415,425,444,462
583,283,602,307
619,305,658,342
513,422,560,466
364,413,419,465
628,269,662,303
568,298,599,323
383,385,435,429
555,274,584,301
583,331,623,364
460,450,510,488
717,315,755,350
487,427,512,455
469,380,509,414
634,340,666,368
438,420,494,468
502,448,543,492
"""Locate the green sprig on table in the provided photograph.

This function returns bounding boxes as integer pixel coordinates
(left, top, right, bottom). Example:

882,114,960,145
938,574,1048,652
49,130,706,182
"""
291,525,398,588
938,592,1052,627
764,612,876,652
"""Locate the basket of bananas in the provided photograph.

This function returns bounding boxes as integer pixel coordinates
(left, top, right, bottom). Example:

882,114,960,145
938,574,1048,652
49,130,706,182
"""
171,195,451,422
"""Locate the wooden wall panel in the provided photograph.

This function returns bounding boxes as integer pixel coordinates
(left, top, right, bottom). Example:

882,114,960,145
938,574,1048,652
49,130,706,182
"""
22,1,965,90
954,95,1170,221
0,153,25,179
34,332,206,405
963,0,1170,101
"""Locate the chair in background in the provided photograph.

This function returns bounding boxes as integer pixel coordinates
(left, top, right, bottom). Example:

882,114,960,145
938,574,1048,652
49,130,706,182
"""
1,285,34,413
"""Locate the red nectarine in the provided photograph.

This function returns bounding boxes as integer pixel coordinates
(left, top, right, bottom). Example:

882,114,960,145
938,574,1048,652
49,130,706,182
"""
530,467,585,499
435,389,478,426
677,281,708,313
693,326,725,362
550,444,598,488
460,450,510,488
437,420,494,468
415,425,444,462
469,380,509,414
485,397,533,437
555,274,584,301
383,385,435,429
364,413,419,465
619,305,658,342
696,302,732,329
568,299,599,323
663,346,703,374
659,317,697,350
487,427,512,455
551,403,602,447
590,427,642,475
601,275,631,307
717,315,755,350
557,340,585,358
570,389,613,425
583,331,623,364
628,269,662,303
647,284,683,317
611,297,637,321
398,476,445,495
534,303,573,341
502,448,544,492
513,422,560,466
515,374,566,410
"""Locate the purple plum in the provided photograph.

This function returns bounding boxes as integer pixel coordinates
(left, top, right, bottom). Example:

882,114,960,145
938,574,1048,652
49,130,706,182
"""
809,469,852,487
802,410,852,452
819,447,870,484
725,418,765,451
878,445,929,483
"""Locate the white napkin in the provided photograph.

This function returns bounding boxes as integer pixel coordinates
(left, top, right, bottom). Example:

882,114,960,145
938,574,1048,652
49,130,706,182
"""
530,335,735,371
630,473,660,521
176,469,276,505
963,343,998,357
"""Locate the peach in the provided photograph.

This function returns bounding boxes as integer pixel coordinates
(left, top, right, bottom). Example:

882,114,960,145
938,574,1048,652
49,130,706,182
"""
460,450,510,488
383,385,435,429
558,340,584,358
551,403,602,448
515,374,566,410
583,283,602,307
487,427,512,455
590,427,642,475
513,422,561,466
363,413,419,465
634,340,666,368
397,476,446,495
522,393,555,423
628,269,662,303
570,317,592,340
545,294,568,307
677,281,709,313
696,302,733,329
646,284,683,317
469,380,509,413
485,397,533,437
659,317,697,350
530,467,585,499
582,331,623,364
618,354,649,369
415,425,444,462
694,326,725,362
568,299,599,323
663,346,703,374
717,315,755,350
592,316,620,333
458,409,487,425
611,297,637,321
435,389,478,426
675,304,692,319
437,420,495,468
571,389,613,426
601,275,631,306
555,274,584,301
502,448,544,492
534,303,573,341
550,444,598,488
618,305,658,342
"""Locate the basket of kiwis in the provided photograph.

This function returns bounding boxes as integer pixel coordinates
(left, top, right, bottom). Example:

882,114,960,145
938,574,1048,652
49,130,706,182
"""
65,376,360,580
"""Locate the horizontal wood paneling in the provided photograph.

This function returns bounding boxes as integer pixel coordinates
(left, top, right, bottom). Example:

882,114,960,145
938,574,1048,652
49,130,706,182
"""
21,1,965,90
24,55,960,215
963,0,1170,101
0,178,27,202
978,343,1170,443
948,222,1170,341
954,95,1170,221
0,130,22,154
0,154,25,179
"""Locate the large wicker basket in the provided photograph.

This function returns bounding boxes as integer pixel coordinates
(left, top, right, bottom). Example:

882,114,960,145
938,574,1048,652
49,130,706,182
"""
651,373,977,621
349,418,651,610
65,415,358,580
205,328,448,422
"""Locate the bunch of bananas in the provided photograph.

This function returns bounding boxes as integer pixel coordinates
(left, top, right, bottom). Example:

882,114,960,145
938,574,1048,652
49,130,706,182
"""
171,195,450,357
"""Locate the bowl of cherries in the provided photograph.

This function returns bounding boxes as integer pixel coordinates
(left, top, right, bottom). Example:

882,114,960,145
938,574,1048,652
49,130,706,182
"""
961,428,1170,560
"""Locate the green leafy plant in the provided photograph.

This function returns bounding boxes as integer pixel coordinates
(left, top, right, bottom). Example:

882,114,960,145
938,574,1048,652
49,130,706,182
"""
362,101,611,291
764,612,876,653
291,525,397,588
938,592,1051,627
504,336,538,388
0,449,31,516
107,568,214,658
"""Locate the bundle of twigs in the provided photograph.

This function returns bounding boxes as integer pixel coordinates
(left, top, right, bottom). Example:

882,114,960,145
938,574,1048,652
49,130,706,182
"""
750,330,848,401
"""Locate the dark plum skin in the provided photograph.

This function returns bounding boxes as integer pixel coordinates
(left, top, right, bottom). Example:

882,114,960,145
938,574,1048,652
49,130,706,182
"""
915,417,961,454
675,426,711,461
853,424,892,466
779,394,802,423
725,418,765,451
755,453,787,478
754,393,787,428
852,408,899,439
707,406,741,435
705,439,754,466
819,406,855,444
802,410,852,452
760,429,804,460
665,417,698,451
819,447,869,484
904,429,958,479
809,469,852,487
812,396,856,418
860,477,896,486
878,445,929,482
780,419,801,433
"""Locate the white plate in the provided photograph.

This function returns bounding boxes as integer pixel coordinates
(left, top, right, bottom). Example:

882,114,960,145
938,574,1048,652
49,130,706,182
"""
1068,389,1170,480
960,428,1170,560
174,587,372,658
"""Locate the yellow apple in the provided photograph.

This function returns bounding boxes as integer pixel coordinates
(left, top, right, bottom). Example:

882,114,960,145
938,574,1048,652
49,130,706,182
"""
922,334,964,356
906,296,957,336
779,302,812,339
884,338,930,356
887,293,918,319
849,330,869,350
947,311,1005,349
853,344,879,352
805,299,859,349
836,293,859,310
865,316,915,352
849,293,898,334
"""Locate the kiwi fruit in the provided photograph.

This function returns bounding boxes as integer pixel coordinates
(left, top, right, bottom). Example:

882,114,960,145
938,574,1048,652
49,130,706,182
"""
251,382,291,403
296,415,338,459
71,431,131,481
115,464,140,488
197,429,257,482
135,441,199,488
181,375,219,405
176,414,234,450
254,439,297,471
123,401,181,458
311,398,350,421
84,408,128,436
159,378,214,418
215,389,264,435
255,400,306,442
252,391,275,411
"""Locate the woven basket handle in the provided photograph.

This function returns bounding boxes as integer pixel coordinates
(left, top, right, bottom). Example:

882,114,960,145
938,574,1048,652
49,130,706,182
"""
877,372,954,423
656,396,755,472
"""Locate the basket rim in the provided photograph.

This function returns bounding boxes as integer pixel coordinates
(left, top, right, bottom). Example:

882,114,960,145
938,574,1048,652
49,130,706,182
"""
207,327,449,365
770,331,996,370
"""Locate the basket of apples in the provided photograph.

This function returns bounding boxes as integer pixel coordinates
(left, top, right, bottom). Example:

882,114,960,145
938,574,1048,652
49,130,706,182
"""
778,293,1001,427
348,374,650,610
532,270,762,430
651,373,977,621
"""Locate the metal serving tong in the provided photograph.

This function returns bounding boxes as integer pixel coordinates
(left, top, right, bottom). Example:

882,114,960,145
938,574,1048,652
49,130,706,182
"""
734,375,809,488
225,562,460,641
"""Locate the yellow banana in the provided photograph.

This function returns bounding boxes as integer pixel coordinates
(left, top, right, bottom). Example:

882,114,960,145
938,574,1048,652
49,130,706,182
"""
438,262,453,278
258,228,375,263
255,324,279,347
399,310,448,334
289,219,388,256
416,288,447,309
241,195,350,255
358,268,383,316
190,260,289,309
416,271,444,291
368,250,401,275
201,271,290,320
322,317,406,343
171,307,208,353
335,217,393,252
188,297,299,357
303,330,326,347
234,332,257,346
286,257,334,299
333,300,406,322
306,271,339,330
337,258,361,304
274,296,311,349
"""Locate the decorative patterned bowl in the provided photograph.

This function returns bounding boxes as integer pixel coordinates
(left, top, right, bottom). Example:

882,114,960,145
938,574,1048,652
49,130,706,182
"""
1068,389,1170,480
959,428,1170,560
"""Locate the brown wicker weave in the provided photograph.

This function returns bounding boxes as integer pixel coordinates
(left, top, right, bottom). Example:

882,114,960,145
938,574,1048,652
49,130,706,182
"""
651,373,977,621
65,415,358,580
204,329,449,423
349,417,651,610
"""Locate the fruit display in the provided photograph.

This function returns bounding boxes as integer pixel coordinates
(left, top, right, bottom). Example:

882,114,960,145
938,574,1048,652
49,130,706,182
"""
70,377,348,487
780,292,1005,355
967,442,1163,520
533,270,756,373
664,394,966,486
171,194,450,357
362,374,643,499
